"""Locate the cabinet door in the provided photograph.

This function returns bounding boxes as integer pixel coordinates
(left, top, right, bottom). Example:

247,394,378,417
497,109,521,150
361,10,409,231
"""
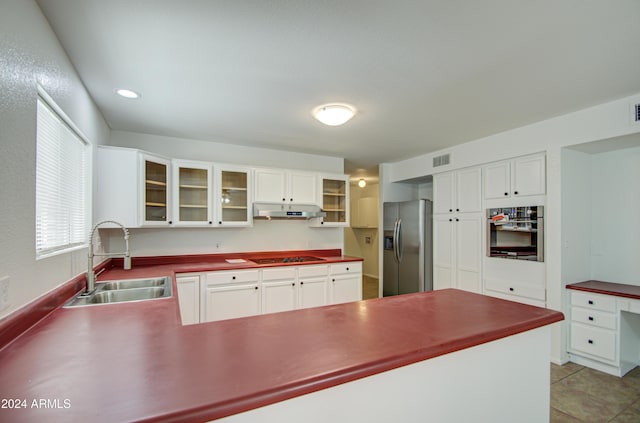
455,214,483,293
254,168,286,202
218,167,251,226
173,161,212,226
141,154,171,226
483,161,511,200
288,172,317,204
455,167,482,213
318,176,350,226
176,276,200,325
433,215,455,290
203,284,260,322
262,280,297,314
433,172,455,214
331,274,362,304
512,154,546,196
298,276,328,309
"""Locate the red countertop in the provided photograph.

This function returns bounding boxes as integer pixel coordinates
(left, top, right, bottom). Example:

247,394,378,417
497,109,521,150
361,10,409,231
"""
0,252,563,422
566,280,640,300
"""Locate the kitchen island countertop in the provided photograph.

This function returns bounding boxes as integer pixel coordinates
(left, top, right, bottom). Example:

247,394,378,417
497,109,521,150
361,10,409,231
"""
0,256,562,422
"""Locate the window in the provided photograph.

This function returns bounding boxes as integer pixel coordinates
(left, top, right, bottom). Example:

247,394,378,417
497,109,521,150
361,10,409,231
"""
35,91,89,258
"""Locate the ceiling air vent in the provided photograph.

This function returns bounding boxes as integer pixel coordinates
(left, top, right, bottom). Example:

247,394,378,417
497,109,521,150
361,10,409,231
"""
433,153,450,168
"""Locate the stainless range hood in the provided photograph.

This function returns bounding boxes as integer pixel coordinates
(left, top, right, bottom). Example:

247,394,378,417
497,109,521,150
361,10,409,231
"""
253,203,326,220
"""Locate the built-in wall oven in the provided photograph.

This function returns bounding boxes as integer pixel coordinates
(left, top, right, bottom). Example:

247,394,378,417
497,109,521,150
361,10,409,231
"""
486,206,544,262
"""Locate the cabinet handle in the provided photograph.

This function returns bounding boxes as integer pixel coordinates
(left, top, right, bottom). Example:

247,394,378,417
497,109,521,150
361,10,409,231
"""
509,287,514,292
346,267,349,271
449,218,452,222
232,276,236,280
292,282,295,286
588,300,594,305
168,220,173,224
456,208,459,212
449,209,453,212
209,221,212,224
290,198,293,202
455,218,459,222
588,316,594,321
255,286,258,290
588,339,594,344
218,221,222,224
300,281,304,285
332,278,336,282
504,192,508,196
514,191,519,195
282,198,286,202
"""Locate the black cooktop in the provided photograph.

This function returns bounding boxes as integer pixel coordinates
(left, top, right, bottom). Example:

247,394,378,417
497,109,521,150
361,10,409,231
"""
250,256,325,264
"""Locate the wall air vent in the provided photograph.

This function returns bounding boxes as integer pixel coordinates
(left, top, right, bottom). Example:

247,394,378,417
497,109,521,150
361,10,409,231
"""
433,153,451,168
634,103,640,124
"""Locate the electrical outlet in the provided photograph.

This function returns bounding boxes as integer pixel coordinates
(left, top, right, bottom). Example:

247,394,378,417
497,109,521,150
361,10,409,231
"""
0,276,9,312
365,236,371,244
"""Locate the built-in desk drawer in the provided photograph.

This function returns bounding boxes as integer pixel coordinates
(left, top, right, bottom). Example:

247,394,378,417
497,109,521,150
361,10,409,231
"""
570,323,616,362
571,291,616,313
571,307,616,330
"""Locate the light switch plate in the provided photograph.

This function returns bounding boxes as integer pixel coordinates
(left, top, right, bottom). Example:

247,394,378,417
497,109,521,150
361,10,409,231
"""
0,276,9,312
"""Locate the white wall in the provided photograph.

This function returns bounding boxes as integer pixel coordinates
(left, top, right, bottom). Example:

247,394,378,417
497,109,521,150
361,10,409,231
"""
0,1,110,318
382,92,640,364
105,130,345,256
590,146,640,283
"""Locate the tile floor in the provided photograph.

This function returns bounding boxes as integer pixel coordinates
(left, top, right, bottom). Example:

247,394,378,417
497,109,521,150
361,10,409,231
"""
362,275,379,300
550,363,640,422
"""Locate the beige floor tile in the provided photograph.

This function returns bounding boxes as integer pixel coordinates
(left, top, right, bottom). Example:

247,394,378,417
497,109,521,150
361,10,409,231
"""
550,407,583,423
551,362,585,384
557,368,640,410
551,383,623,422
609,405,640,423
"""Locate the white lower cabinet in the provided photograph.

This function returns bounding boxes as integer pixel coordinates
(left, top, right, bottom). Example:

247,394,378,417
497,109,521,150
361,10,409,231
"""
198,261,361,323
202,269,261,323
176,274,200,325
329,262,363,304
567,290,640,377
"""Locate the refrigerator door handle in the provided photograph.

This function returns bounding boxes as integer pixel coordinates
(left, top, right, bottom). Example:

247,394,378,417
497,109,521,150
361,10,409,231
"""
393,219,400,263
396,218,403,262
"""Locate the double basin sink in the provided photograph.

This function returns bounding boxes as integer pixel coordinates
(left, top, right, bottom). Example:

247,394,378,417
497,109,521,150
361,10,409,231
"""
64,276,172,307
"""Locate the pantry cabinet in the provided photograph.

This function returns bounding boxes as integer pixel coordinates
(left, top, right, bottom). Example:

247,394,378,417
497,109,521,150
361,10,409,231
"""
216,166,252,226
96,146,172,227
172,160,213,226
433,214,483,293
484,153,546,200
433,167,482,215
253,168,317,205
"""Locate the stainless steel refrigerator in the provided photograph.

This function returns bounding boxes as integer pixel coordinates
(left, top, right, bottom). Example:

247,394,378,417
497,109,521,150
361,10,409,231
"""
383,200,433,296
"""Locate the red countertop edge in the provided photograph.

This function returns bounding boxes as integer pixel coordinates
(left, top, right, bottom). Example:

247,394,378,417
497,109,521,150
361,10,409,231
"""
0,249,359,350
566,280,640,300
149,298,564,423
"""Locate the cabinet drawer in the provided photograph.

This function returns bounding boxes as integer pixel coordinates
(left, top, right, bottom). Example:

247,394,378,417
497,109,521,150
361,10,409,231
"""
206,269,259,286
570,323,616,362
298,264,329,278
484,278,545,301
571,291,616,312
330,262,362,275
571,307,616,330
261,267,296,281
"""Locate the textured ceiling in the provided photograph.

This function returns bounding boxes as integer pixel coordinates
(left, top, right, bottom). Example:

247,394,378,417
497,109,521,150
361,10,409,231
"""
36,0,640,176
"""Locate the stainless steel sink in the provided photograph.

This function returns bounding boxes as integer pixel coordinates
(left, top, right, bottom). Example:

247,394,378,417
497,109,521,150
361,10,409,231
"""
64,276,172,307
100,278,166,290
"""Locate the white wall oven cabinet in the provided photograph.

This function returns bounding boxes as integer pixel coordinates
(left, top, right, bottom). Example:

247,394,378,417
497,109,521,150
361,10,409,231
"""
96,146,172,227
216,166,252,226
253,168,318,205
483,153,546,201
312,174,350,227
432,167,483,293
172,160,213,226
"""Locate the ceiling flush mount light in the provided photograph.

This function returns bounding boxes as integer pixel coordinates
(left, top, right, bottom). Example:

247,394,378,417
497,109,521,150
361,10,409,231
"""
116,89,140,99
358,178,366,188
312,103,356,126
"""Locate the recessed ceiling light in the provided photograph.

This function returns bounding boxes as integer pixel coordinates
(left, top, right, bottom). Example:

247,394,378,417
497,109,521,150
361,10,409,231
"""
358,178,367,188
312,103,356,126
116,89,140,99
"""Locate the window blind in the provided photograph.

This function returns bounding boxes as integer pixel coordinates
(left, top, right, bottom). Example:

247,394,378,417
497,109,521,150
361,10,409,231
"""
35,95,88,258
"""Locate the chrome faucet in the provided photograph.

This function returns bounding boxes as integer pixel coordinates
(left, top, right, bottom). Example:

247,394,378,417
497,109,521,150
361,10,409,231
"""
85,220,131,295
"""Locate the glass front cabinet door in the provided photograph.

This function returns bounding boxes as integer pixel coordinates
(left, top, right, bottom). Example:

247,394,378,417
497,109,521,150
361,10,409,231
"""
172,160,213,226
141,154,172,226
313,175,350,227
216,166,252,226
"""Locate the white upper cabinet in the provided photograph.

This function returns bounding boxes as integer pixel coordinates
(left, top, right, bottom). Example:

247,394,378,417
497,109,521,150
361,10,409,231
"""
96,146,172,228
172,160,213,226
312,174,350,227
216,165,252,226
253,168,318,205
484,153,546,200
433,167,482,214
